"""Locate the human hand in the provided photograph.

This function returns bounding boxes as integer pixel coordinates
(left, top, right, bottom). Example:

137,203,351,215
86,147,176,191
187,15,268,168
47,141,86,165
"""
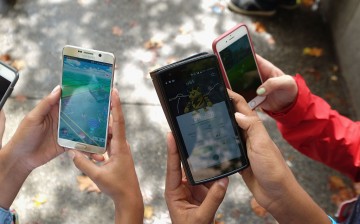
4,85,65,172
0,110,6,148
165,132,229,224
70,88,143,224
228,90,330,223
0,86,65,209
255,55,298,113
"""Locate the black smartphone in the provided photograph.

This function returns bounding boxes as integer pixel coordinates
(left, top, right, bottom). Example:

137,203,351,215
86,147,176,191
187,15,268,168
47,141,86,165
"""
151,53,248,185
0,61,19,110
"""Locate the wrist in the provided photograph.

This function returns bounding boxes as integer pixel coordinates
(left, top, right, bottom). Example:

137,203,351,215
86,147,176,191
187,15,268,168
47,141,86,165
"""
269,181,330,224
0,144,31,209
114,197,144,224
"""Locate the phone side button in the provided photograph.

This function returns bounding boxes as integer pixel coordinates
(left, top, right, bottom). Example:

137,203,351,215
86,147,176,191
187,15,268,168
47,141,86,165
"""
75,143,87,150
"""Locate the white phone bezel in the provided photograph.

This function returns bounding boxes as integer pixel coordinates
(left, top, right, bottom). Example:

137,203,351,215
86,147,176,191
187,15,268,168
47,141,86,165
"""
214,24,265,109
57,45,115,154
0,63,17,82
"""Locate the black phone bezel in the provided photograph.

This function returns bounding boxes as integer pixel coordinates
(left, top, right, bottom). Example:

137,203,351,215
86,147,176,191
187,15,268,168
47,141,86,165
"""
154,54,249,185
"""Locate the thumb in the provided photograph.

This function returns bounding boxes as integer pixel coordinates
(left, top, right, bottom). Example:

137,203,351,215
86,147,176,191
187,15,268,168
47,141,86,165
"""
69,150,98,178
198,178,229,219
28,85,61,118
256,76,294,97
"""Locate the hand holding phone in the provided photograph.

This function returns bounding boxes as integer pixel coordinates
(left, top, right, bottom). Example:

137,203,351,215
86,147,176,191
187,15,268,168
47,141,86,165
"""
58,45,115,154
213,23,265,109
150,53,248,185
0,61,19,110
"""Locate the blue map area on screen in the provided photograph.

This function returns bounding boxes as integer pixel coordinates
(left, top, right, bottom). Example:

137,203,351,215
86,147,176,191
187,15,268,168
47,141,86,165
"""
59,55,112,147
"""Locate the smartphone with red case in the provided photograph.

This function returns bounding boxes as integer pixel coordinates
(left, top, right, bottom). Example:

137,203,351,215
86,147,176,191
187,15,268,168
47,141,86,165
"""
212,23,265,109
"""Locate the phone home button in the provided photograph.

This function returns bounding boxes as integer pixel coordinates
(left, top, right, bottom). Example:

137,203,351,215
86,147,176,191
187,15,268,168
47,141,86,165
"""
75,143,87,150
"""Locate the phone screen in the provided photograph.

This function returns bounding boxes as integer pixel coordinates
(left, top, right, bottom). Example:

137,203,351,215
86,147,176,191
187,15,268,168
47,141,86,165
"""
0,75,11,100
59,55,113,148
219,34,261,102
161,57,246,182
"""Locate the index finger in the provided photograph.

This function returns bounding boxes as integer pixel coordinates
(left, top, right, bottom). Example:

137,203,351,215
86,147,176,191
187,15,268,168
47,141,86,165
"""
165,132,182,192
109,88,127,154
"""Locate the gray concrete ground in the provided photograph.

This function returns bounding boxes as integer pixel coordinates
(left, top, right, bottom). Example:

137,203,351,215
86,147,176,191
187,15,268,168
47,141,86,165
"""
0,0,354,223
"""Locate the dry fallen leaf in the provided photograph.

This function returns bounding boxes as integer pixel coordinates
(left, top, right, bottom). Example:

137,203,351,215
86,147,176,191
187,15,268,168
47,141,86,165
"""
77,175,101,193
33,194,48,207
144,38,163,50
0,54,11,62
112,26,123,37
303,47,323,57
253,22,267,33
144,205,154,219
11,59,26,70
250,197,267,217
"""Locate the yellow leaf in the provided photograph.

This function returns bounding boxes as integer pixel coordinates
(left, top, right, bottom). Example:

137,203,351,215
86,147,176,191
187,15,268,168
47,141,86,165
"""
11,59,26,70
144,38,163,50
33,194,47,207
303,47,323,57
144,205,154,219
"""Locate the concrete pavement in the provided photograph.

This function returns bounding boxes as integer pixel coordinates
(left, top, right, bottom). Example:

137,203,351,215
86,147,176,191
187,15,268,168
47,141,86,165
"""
0,0,353,223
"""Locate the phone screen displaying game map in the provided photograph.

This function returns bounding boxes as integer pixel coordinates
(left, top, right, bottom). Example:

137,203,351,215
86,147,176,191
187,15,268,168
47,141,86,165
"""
59,55,113,147
162,60,242,179
219,34,261,102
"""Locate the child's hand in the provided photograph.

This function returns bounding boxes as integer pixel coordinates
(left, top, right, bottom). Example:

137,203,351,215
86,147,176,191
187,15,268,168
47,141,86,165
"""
70,88,143,224
165,132,229,224
255,55,298,113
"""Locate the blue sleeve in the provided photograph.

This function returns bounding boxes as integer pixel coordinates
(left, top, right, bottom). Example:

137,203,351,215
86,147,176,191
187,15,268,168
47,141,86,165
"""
0,207,13,224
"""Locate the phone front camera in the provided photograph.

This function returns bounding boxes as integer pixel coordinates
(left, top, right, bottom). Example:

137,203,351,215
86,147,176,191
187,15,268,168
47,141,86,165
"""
99,54,102,57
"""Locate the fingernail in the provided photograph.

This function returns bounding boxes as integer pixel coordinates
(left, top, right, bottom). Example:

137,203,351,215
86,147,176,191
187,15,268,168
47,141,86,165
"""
256,87,265,95
51,85,60,95
235,112,246,118
68,150,76,160
217,178,228,188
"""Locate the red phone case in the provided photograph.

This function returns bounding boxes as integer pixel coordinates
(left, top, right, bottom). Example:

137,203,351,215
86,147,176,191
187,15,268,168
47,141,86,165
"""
212,23,261,89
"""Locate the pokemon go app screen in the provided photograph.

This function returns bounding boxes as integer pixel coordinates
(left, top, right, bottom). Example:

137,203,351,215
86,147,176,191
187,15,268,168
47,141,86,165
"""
59,55,112,147
163,65,241,172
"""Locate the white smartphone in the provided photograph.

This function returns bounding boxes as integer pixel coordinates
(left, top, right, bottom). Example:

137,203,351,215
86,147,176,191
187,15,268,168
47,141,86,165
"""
58,45,115,154
212,23,265,109
0,61,19,110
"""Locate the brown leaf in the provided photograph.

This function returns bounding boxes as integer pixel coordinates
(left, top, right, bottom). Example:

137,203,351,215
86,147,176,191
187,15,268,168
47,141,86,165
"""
303,47,323,57
250,197,267,217
112,26,123,37
77,175,101,193
0,54,11,62
253,22,267,33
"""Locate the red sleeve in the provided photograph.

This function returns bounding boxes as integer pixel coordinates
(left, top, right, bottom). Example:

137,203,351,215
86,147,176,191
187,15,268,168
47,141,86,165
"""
268,74,360,181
